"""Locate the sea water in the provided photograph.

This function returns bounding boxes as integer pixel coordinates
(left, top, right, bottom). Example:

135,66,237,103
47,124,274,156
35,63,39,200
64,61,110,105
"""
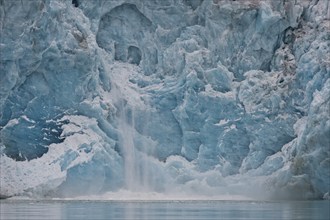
1,200,329,220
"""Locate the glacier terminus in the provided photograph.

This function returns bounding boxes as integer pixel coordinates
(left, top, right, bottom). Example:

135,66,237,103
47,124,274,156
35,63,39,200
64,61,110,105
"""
0,0,329,200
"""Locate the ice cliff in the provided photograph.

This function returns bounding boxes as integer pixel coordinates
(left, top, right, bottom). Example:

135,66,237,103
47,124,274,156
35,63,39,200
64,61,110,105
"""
0,0,329,200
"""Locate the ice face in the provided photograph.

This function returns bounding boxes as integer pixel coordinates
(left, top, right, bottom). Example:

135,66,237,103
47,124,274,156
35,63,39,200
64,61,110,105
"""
0,0,329,200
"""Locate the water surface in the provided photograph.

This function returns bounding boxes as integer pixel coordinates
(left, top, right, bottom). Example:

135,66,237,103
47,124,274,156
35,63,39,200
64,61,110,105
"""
1,200,329,220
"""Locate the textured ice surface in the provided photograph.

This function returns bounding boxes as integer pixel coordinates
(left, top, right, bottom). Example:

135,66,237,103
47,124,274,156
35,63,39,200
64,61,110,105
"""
0,0,329,200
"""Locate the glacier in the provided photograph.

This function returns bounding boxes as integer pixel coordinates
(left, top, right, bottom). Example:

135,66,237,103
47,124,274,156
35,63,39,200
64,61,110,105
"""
0,0,329,200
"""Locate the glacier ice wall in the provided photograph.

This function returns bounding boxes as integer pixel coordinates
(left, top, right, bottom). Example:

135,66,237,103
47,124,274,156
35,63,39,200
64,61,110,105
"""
0,0,329,200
